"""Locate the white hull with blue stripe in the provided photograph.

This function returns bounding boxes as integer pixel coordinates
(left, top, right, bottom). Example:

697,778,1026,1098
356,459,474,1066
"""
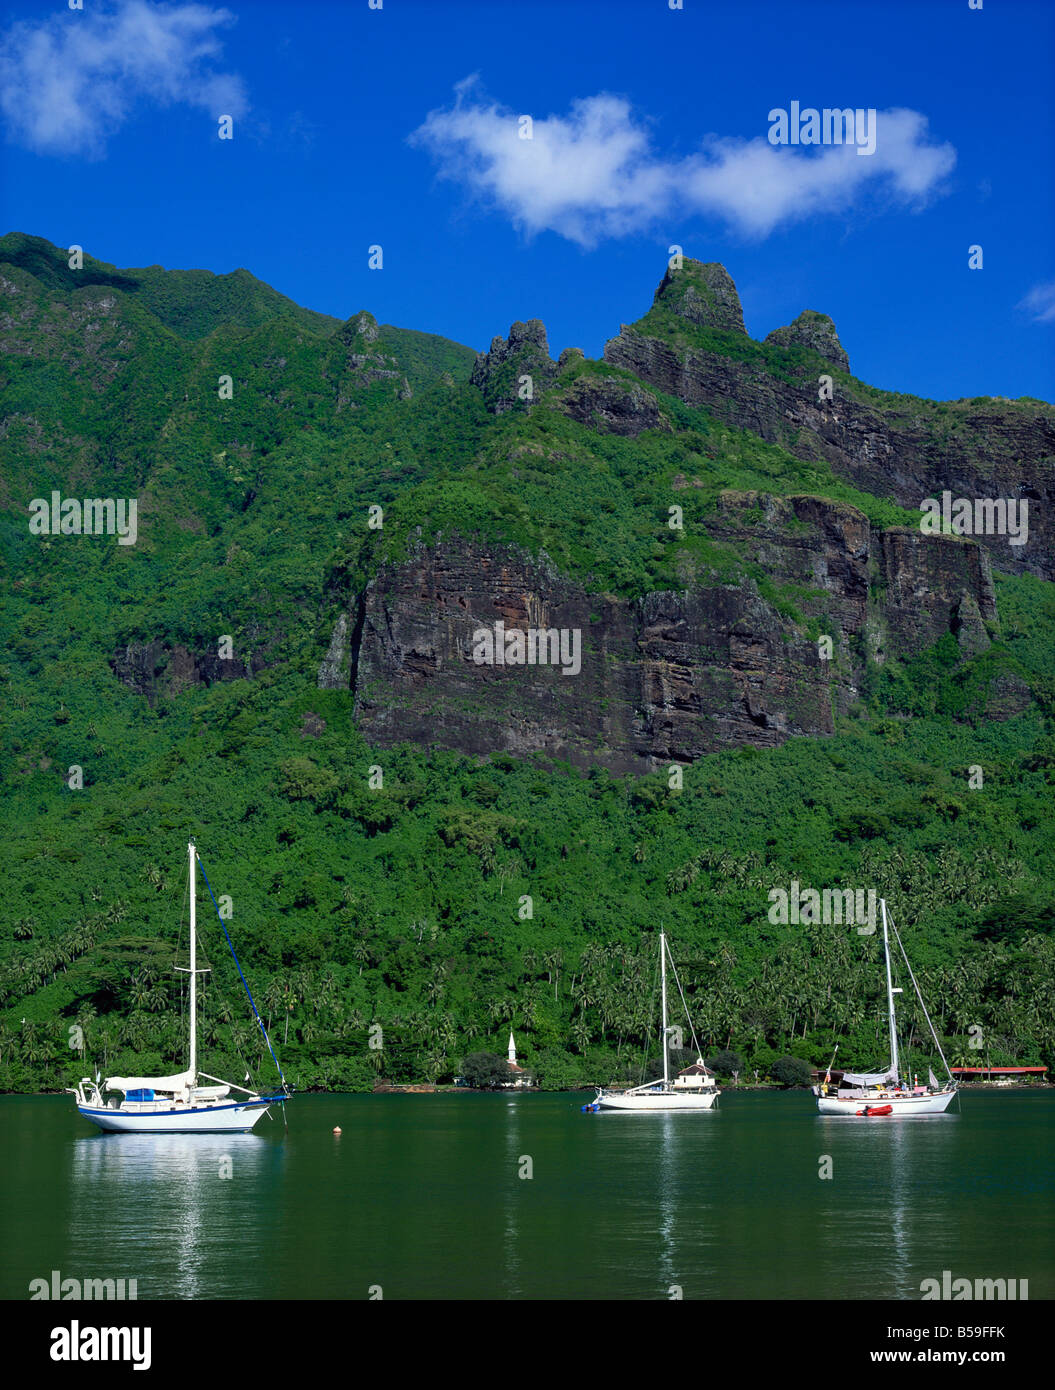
69,840,290,1136
76,1097,277,1133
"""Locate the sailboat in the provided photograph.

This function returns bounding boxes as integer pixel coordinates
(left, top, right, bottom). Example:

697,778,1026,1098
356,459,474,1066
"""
591,932,719,1112
814,898,957,1117
69,841,289,1133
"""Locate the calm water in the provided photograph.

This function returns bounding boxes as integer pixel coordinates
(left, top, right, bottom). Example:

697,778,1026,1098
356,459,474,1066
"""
2,1091,1052,1300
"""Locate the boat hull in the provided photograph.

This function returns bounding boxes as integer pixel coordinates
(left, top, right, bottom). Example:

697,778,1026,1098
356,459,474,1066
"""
816,1090,957,1117
77,1099,275,1133
595,1090,719,1112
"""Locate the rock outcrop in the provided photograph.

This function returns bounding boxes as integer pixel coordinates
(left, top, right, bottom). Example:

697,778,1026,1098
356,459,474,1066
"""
471,319,556,413
559,373,671,437
111,635,273,705
654,260,746,334
765,310,849,373
335,310,410,404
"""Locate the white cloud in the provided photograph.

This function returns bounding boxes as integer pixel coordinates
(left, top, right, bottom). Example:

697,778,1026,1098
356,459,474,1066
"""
410,82,956,245
0,0,247,158
1018,281,1055,324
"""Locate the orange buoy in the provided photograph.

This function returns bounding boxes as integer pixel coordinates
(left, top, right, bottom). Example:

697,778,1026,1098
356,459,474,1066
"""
333,1126,342,1135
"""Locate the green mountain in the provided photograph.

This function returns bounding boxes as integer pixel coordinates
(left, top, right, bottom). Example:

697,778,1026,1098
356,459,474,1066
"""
2,237,1052,1096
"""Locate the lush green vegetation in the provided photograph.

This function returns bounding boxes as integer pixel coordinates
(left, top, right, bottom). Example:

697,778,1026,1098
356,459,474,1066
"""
2,236,1052,1098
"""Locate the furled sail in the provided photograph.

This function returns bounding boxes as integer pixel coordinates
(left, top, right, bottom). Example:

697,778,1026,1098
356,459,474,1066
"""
840,1068,895,1086
106,1071,194,1093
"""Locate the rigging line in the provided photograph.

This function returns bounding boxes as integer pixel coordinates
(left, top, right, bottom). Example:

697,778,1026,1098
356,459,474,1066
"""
666,943,704,1060
888,908,955,1086
195,852,287,1088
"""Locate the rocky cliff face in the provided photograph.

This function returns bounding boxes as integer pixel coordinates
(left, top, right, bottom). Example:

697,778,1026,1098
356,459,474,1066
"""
471,319,557,413
765,310,850,373
110,638,270,705
652,261,746,334
604,262,1055,581
335,311,411,404
329,497,1002,772
90,248,1044,766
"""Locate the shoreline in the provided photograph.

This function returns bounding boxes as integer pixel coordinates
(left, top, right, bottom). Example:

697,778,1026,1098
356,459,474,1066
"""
8,1080,1050,1099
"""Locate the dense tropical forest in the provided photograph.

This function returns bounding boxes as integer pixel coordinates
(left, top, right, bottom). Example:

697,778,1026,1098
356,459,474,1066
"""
2,233,1053,1095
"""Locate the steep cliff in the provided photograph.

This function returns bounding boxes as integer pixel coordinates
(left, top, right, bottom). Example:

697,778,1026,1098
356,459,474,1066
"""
333,495,1004,772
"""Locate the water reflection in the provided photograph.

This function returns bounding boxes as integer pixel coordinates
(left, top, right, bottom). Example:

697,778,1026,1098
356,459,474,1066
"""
68,1133,283,1300
4,1090,1040,1301
814,1113,960,1298
657,1114,677,1295
502,1095,522,1298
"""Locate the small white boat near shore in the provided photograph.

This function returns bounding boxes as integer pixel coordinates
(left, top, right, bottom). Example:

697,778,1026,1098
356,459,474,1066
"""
592,932,719,1113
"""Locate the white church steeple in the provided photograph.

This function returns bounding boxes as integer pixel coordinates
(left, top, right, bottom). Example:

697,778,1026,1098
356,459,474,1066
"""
507,1032,516,1066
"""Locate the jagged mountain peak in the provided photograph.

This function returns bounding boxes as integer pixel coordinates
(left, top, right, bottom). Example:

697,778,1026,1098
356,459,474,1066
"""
652,258,746,335
470,318,556,413
766,309,849,372
338,309,380,344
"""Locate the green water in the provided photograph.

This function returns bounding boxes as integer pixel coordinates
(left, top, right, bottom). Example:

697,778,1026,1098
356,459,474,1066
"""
2,1091,1051,1300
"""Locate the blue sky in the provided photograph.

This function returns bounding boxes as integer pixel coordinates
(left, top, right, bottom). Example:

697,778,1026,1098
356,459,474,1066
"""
1,0,1052,401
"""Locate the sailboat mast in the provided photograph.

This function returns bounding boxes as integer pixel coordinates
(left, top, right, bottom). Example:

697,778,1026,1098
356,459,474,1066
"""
881,898,899,1082
660,931,669,1085
189,840,197,1078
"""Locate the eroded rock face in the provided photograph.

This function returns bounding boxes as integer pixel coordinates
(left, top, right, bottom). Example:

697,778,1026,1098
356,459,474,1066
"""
110,637,271,705
335,505,1001,772
876,528,996,654
604,325,1055,580
655,260,746,334
765,311,849,373
348,540,831,773
471,319,557,413
559,374,671,437
334,310,409,404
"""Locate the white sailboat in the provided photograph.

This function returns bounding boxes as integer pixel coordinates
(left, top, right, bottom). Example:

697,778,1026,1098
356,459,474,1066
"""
69,841,289,1133
591,932,719,1112
814,898,958,1117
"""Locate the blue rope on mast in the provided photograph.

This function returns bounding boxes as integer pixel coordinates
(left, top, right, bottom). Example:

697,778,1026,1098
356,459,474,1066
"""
196,853,287,1089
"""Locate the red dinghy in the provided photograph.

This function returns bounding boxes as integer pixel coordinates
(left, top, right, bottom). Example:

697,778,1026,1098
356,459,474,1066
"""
856,1104,893,1117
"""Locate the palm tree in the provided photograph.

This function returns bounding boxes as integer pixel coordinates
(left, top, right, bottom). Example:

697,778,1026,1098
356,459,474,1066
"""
262,977,283,1032
74,1004,96,1056
496,859,521,895
478,843,498,878
544,949,564,1001
141,865,166,892
21,1021,47,1066
486,998,505,1028
666,860,699,895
